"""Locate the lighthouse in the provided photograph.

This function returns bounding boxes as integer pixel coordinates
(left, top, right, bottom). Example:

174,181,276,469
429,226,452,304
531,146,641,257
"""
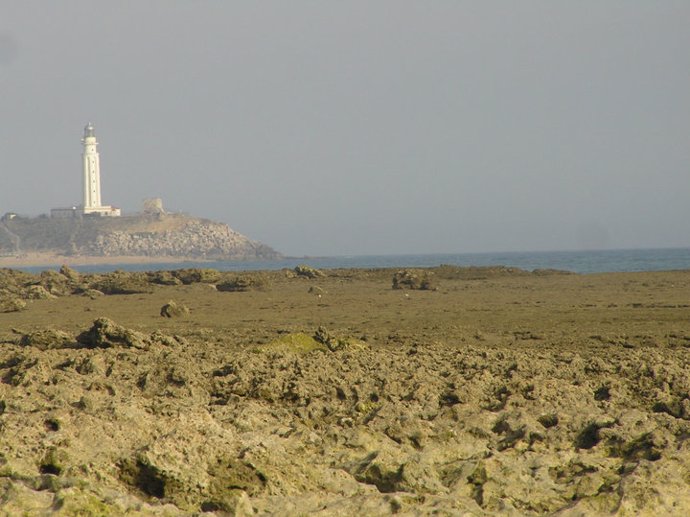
80,123,120,216
82,122,101,210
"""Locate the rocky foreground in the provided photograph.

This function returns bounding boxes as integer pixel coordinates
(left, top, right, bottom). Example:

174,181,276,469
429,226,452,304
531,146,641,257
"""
0,266,688,515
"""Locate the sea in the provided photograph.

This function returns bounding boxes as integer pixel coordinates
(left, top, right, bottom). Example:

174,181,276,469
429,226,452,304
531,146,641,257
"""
17,247,690,275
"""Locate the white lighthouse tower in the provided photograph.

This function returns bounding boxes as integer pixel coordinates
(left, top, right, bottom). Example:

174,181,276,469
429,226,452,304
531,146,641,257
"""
80,123,120,216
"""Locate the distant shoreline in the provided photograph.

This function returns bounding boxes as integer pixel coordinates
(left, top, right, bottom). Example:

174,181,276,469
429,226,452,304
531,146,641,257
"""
2,248,689,274
0,253,212,269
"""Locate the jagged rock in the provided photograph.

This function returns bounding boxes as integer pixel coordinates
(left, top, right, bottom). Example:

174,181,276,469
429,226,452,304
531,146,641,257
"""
172,268,221,285
19,329,74,350
294,265,325,279
79,288,105,299
39,447,68,476
90,271,153,295
0,268,35,294
59,264,80,282
537,414,559,428
392,269,436,290
39,270,71,296
160,301,190,318
75,355,107,375
76,318,148,349
118,449,262,513
313,326,368,352
149,330,188,347
216,278,253,292
216,274,267,292
0,297,26,313
25,285,56,300
147,271,183,286
206,457,267,504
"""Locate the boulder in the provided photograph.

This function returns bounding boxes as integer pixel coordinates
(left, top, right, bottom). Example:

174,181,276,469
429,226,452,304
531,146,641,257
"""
172,268,221,285
79,288,105,299
216,274,267,292
0,297,27,313
314,326,368,352
39,270,71,296
25,285,56,300
216,278,253,292
294,265,325,279
160,301,190,318
392,269,436,290
90,271,153,295
147,271,183,286
76,318,148,349
0,268,35,294
19,329,74,350
59,264,81,282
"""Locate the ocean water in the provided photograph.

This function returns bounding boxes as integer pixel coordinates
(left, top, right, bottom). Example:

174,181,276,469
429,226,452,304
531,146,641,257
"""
18,247,690,274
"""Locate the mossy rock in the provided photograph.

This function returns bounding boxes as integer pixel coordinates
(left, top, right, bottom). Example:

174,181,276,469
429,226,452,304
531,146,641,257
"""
90,271,153,295
216,274,268,292
118,454,203,511
206,457,266,506
172,268,221,285
147,270,183,286
51,489,114,515
119,457,167,500
40,447,68,476
314,326,368,352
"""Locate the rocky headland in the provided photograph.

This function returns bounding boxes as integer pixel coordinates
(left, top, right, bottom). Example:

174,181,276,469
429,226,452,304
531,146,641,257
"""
0,213,279,262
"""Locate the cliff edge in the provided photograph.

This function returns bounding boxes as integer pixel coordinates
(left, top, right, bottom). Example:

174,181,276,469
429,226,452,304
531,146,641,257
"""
0,213,280,260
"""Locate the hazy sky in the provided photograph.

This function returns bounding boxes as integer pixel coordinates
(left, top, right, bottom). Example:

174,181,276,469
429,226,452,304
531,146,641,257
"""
1,2,688,256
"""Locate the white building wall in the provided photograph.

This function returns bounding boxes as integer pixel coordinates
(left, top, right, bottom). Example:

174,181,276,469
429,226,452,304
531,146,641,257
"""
83,134,101,209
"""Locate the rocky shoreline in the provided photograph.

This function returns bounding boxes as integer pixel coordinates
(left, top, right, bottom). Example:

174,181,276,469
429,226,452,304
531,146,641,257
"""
0,253,206,269
0,265,688,515
0,213,280,261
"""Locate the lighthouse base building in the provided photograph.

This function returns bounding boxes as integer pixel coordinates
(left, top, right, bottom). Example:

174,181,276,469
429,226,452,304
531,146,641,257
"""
81,206,121,216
